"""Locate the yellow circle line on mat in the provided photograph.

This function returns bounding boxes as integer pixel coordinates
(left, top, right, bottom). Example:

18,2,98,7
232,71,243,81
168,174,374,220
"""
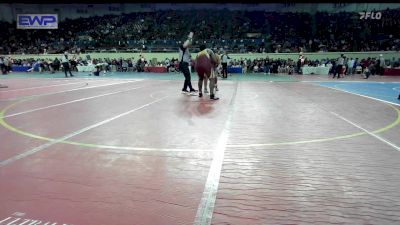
1,98,400,151
227,104,400,148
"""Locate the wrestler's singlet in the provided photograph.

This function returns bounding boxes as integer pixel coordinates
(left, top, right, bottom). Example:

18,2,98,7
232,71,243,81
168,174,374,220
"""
195,49,213,79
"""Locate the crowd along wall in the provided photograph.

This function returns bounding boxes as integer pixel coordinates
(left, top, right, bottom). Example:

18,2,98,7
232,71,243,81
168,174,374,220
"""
8,51,400,62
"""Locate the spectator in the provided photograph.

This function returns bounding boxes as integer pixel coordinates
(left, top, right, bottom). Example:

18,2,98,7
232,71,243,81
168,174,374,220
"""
333,54,344,79
61,51,74,77
378,54,385,75
0,56,4,74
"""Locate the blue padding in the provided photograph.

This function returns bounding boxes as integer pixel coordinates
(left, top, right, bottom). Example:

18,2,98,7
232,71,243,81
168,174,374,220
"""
11,66,31,72
228,67,242,73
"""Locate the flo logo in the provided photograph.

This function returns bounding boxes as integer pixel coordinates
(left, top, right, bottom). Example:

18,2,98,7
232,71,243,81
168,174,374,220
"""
359,11,382,20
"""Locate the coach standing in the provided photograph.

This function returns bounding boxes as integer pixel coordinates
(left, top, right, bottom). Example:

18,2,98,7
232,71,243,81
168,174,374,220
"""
179,32,197,95
61,51,74,77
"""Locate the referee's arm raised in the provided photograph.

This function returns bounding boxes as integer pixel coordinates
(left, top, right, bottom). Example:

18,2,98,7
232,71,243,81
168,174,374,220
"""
183,32,194,48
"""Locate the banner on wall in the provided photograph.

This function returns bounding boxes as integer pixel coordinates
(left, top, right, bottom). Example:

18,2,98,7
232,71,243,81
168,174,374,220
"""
17,14,58,29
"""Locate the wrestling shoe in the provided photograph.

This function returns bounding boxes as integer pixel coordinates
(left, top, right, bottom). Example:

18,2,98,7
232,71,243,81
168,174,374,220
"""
189,90,198,96
210,94,219,100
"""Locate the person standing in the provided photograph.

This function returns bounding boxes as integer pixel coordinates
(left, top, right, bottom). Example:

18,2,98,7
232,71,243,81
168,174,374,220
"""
379,54,385,75
2,57,9,75
221,51,230,79
195,45,220,100
0,56,4,74
298,52,305,74
333,54,344,79
353,58,359,75
61,51,74,77
347,58,355,75
179,32,197,95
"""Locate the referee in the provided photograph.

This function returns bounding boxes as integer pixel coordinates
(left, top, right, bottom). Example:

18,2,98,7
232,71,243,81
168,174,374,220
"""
179,32,197,95
221,51,230,79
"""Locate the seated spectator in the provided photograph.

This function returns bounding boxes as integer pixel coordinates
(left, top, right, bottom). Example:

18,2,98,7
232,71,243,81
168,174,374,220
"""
122,60,128,72
363,67,371,79
127,59,134,72
253,64,259,73
165,58,171,72
356,65,363,74
89,64,101,76
288,65,294,75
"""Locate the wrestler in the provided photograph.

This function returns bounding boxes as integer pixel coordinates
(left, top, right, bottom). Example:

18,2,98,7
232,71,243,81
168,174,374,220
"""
195,45,220,100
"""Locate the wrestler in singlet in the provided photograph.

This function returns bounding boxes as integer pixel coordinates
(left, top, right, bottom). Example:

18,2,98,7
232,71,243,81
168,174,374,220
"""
196,49,213,80
195,45,219,100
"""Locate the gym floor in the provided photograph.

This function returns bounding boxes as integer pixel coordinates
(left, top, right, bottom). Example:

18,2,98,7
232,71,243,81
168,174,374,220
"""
0,72,400,225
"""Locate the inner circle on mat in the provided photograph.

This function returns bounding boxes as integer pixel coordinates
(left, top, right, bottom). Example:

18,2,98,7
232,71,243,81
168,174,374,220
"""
1,96,400,151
